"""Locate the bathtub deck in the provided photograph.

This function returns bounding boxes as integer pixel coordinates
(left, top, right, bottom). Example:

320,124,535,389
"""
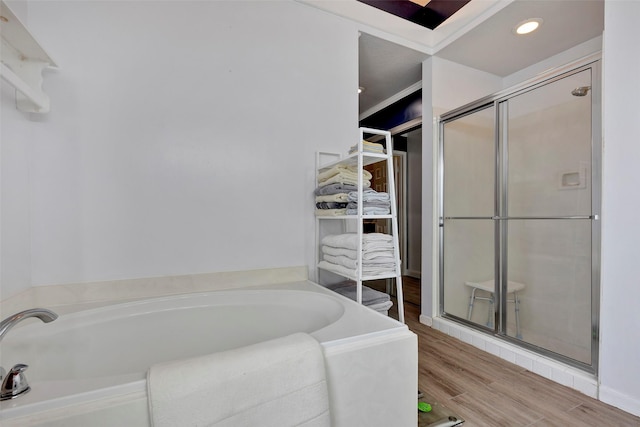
0,279,418,427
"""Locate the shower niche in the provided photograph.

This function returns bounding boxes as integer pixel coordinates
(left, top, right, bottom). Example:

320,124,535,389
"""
438,58,601,372
558,162,588,190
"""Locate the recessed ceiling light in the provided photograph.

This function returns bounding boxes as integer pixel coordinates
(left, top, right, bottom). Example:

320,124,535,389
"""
358,86,365,94
514,18,543,35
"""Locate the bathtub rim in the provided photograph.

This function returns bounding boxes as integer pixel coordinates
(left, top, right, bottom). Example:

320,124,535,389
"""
0,280,409,422
2,287,348,338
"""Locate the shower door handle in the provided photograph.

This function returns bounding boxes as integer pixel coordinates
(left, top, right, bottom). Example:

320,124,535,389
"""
442,217,495,220
443,216,597,221
490,215,596,220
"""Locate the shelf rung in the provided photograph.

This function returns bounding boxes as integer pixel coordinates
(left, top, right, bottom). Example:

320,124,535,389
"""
317,264,401,282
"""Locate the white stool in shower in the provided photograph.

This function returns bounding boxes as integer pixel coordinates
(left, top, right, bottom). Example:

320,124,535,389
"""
464,279,526,339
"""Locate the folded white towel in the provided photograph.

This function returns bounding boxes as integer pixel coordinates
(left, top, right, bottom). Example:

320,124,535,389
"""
318,260,356,278
317,164,372,183
315,193,349,203
347,189,391,203
361,233,393,242
349,146,385,155
362,250,396,263
317,173,371,189
325,283,391,306
323,254,396,272
364,244,394,253
147,333,330,427
346,206,390,216
323,253,358,270
322,246,396,266
366,300,393,313
322,245,357,259
315,208,347,217
317,164,352,182
348,140,386,155
321,233,393,251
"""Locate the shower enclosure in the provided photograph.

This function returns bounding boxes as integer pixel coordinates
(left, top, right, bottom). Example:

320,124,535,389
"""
438,57,601,372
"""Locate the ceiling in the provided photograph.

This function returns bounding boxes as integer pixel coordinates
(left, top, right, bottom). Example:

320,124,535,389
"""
299,0,604,115
435,0,604,76
357,0,471,30
358,33,429,114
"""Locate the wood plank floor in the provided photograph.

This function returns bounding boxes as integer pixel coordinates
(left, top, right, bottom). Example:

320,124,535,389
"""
385,279,640,427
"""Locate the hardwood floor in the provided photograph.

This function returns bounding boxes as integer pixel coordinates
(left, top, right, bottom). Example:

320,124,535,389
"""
386,287,640,426
402,275,421,307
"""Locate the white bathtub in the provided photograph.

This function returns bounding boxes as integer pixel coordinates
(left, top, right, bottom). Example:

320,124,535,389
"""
0,281,417,426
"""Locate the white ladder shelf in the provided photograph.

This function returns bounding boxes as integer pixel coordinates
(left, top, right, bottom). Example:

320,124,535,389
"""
315,127,405,323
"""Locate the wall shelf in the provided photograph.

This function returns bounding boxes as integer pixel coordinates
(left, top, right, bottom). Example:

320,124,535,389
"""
0,0,57,113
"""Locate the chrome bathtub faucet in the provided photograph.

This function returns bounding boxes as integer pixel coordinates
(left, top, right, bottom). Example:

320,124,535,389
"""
0,308,58,401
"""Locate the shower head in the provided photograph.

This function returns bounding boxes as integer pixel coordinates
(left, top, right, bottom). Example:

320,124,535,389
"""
571,86,591,97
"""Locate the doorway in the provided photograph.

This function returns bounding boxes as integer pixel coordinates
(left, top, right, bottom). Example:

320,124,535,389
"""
394,126,422,308
358,32,428,310
439,59,601,372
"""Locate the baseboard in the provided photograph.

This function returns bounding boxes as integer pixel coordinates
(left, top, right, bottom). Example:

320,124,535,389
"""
419,314,433,326
405,270,421,279
431,317,599,399
599,385,640,417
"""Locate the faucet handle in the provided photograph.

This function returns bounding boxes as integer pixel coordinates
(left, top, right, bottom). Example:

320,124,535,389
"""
0,363,31,401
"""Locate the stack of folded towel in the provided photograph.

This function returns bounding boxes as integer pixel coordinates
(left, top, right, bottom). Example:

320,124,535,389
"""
325,281,393,316
349,140,386,155
346,188,391,215
318,164,372,187
318,233,397,277
315,165,372,216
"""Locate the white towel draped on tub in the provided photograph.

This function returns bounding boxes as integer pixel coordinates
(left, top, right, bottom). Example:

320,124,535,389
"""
147,332,331,427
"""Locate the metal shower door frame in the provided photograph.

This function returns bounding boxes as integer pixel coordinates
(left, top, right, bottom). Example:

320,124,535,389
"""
437,54,602,373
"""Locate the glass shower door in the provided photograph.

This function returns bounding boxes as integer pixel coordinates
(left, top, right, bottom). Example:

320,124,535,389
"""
503,68,594,365
440,62,600,371
441,105,496,329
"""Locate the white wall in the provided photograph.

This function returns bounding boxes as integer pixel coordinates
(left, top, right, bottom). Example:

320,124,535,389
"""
599,0,640,416
0,0,358,295
431,57,503,115
421,56,502,318
1,84,33,299
0,0,32,300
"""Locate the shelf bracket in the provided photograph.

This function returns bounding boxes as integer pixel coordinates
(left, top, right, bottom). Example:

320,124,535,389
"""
1,0,57,113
